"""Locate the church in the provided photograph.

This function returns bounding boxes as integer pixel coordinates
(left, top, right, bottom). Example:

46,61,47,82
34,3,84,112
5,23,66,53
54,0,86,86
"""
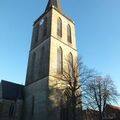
0,0,79,120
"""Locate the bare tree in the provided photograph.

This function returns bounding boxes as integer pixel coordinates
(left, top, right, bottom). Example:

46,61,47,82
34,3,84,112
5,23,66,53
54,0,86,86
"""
58,57,95,120
84,75,119,120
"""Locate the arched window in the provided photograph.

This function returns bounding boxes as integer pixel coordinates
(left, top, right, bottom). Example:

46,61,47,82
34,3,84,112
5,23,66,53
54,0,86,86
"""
39,46,45,77
67,24,72,43
31,96,35,116
57,18,62,37
31,52,36,80
43,17,47,37
68,53,73,77
60,102,68,120
34,24,39,43
41,46,45,71
9,103,15,118
57,47,63,74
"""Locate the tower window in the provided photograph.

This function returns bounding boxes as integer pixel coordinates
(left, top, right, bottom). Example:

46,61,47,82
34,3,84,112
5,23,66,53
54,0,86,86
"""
68,52,73,78
60,104,68,120
43,17,47,37
57,18,62,37
57,47,63,74
39,46,45,77
41,46,45,71
34,24,39,43
9,103,15,117
67,25,72,43
31,96,35,116
31,52,36,80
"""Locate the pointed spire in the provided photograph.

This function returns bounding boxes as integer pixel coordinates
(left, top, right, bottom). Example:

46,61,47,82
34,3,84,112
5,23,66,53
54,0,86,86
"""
45,0,62,13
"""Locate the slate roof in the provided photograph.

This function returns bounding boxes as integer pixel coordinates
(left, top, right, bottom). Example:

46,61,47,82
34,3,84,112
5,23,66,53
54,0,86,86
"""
45,0,62,13
1,80,24,101
106,104,120,111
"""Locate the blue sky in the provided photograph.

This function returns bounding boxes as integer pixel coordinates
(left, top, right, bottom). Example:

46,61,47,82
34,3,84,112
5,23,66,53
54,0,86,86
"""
0,0,120,104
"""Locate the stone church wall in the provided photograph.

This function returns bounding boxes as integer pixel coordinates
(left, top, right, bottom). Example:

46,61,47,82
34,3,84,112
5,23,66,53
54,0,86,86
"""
26,39,50,85
23,77,49,120
30,10,52,50
0,99,23,120
49,8,78,76
51,8,77,49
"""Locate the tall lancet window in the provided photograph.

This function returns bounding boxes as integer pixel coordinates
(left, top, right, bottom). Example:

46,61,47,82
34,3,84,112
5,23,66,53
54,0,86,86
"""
31,52,36,80
9,103,15,118
34,24,39,43
68,52,73,78
57,18,62,37
67,24,72,43
43,17,47,37
31,96,35,116
57,47,63,74
39,46,46,78
41,46,45,72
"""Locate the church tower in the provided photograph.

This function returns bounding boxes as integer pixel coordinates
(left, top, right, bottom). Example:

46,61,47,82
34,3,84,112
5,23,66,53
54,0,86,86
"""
24,0,78,120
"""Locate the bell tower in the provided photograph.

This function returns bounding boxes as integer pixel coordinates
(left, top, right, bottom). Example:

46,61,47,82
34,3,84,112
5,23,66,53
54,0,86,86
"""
24,0,78,120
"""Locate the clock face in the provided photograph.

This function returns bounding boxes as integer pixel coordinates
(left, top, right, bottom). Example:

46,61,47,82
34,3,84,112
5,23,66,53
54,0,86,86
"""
40,19,44,25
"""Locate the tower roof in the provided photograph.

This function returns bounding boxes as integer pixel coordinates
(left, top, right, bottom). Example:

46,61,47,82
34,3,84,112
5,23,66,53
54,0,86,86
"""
45,0,62,13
